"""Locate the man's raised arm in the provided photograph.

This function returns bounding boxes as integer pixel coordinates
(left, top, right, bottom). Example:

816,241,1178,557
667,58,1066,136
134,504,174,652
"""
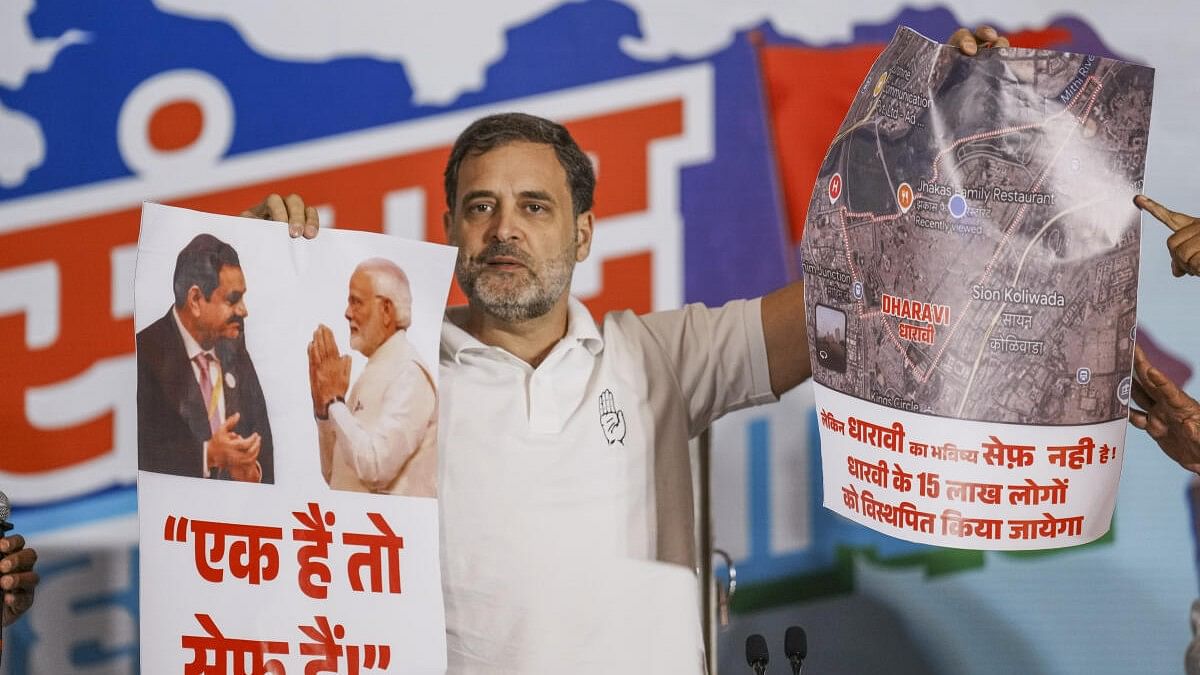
761,282,811,398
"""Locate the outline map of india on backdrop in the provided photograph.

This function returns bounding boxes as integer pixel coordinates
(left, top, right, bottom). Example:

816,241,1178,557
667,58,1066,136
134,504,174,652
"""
801,27,1154,550
3,3,1196,673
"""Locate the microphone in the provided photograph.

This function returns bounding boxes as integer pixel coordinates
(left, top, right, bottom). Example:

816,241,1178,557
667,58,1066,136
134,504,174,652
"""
0,490,11,668
745,633,769,675
785,625,808,675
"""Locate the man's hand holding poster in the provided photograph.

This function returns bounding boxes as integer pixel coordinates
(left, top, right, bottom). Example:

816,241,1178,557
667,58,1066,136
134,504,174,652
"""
135,203,455,673
802,28,1154,550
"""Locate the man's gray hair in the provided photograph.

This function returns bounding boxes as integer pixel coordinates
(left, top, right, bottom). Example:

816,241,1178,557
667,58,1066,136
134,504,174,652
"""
356,258,413,329
444,112,595,217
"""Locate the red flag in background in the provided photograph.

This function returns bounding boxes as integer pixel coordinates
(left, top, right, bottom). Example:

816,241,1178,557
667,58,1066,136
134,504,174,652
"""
758,41,882,249
756,28,1074,249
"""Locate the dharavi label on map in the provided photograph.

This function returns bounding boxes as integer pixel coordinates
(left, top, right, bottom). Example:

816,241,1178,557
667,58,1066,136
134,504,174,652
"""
801,27,1153,550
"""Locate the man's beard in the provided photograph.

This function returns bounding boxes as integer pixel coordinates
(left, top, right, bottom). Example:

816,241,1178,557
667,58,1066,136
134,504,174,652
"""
213,316,243,342
456,240,575,323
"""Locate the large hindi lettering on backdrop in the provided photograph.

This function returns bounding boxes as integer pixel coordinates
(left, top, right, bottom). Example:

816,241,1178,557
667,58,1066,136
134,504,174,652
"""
135,204,456,672
801,27,1154,549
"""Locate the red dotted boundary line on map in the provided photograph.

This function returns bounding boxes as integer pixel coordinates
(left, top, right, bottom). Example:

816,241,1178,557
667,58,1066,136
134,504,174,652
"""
836,206,925,375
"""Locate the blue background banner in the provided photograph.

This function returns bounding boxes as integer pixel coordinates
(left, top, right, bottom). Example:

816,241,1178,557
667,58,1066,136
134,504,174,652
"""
2,1,1198,672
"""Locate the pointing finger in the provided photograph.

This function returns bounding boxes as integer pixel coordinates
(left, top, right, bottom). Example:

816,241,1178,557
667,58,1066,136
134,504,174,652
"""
1135,194,1188,233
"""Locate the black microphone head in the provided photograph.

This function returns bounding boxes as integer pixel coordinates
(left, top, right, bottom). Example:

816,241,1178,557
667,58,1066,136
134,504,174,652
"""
0,490,9,523
746,633,769,666
785,625,808,660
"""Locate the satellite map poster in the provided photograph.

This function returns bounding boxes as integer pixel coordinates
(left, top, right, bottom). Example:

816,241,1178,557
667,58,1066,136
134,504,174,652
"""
801,28,1154,550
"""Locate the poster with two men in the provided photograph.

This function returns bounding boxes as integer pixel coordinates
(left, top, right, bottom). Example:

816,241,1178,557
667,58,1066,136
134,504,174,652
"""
134,203,455,673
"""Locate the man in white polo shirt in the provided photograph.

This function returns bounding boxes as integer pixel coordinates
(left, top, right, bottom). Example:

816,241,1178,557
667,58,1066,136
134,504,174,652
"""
309,258,439,497
431,114,804,672
240,24,1003,673
248,116,797,670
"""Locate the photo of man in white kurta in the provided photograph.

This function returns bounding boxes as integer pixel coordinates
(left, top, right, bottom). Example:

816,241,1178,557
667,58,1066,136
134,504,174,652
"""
308,258,438,497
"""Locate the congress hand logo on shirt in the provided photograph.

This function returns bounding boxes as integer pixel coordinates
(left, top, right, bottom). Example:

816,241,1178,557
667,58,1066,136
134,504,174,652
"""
599,388,626,445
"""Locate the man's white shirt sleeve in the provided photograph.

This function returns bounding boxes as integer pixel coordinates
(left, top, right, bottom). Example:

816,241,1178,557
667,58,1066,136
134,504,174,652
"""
321,361,435,490
636,297,776,437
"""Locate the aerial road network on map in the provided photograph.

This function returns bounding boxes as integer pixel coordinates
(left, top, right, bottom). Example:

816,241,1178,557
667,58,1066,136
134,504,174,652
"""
802,27,1154,550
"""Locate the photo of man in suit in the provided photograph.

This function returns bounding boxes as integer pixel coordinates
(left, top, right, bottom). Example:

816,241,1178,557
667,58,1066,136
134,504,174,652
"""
137,233,274,483
308,258,437,497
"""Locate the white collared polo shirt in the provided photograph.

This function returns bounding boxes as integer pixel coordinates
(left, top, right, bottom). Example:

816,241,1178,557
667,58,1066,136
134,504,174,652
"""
438,296,775,674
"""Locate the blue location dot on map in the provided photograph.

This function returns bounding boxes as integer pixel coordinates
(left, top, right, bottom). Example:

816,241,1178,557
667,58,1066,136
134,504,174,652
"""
947,193,967,219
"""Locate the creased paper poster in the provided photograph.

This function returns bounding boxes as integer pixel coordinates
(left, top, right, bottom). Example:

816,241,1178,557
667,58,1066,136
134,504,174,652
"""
135,203,456,672
801,28,1154,549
